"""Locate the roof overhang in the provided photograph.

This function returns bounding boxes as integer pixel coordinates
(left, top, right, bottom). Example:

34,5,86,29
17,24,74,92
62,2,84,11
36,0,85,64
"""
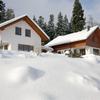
0,15,49,42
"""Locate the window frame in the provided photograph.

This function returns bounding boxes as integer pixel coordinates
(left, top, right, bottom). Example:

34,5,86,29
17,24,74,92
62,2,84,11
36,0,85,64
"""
15,27,22,35
93,48,100,55
18,44,34,52
25,29,31,37
80,49,86,55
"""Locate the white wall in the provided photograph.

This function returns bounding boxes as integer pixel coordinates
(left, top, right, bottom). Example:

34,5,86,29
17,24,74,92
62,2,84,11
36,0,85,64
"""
0,20,41,54
86,46,94,54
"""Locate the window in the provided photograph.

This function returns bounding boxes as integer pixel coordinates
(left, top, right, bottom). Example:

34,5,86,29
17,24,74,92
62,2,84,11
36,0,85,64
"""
4,45,8,50
57,51,61,54
15,27,21,35
74,49,77,54
18,44,34,51
93,49,99,55
80,49,86,55
25,29,31,37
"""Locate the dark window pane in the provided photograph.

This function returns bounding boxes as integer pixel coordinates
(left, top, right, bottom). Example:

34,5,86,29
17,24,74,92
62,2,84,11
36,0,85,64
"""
93,49,99,55
15,27,21,35
80,49,85,55
4,45,8,50
18,44,34,51
25,29,31,37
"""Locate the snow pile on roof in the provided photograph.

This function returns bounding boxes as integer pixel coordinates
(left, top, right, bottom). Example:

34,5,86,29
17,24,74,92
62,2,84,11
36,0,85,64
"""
0,51,100,100
46,26,98,47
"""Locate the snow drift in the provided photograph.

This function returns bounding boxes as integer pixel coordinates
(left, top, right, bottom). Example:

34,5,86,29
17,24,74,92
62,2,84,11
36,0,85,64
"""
7,66,45,84
66,71,100,91
0,51,100,100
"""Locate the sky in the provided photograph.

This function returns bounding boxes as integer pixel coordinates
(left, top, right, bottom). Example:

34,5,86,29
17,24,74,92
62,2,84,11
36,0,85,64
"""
3,0,100,23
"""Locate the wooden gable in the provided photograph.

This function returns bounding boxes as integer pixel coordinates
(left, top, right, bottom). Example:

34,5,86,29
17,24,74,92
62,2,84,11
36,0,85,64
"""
86,28,100,48
51,27,100,52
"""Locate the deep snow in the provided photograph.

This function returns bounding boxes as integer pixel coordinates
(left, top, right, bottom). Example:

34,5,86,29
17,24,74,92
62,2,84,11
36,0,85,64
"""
0,51,100,100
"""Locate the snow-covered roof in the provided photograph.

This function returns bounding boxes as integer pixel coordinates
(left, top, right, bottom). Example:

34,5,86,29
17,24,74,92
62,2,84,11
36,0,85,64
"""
0,15,27,28
46,26,98,47
0,14,49,41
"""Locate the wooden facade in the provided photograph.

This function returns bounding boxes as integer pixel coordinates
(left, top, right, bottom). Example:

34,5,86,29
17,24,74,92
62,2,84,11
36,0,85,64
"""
52,40,86,52
51,28,100,53
86,28,100,48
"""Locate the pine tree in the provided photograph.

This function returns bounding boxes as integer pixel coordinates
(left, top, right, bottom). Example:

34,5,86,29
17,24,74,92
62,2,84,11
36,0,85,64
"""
63,15,69,35
56,12,64,36
5,8,15,20
38,16,45,30
71,0,85,32
43,22,48,33
47,14,55,40
33,15,37,23
68,23,73,33
0,0,6,23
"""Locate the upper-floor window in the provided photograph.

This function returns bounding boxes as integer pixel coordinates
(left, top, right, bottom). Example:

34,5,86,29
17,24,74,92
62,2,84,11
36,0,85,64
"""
25,29,31,37
15,27,21,35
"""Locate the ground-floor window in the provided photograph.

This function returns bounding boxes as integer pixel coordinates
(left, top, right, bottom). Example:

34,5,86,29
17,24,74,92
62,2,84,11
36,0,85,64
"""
93,49,100,55
0,44,9,50
80,49,86,55
18,44,34,52
4,45,8,50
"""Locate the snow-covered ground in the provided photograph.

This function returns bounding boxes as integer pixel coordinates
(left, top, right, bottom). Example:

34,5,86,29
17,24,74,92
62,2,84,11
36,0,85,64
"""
0,51,100,100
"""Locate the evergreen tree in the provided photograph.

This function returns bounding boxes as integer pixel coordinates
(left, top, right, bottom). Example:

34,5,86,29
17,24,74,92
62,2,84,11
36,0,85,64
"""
5,8,15,20
71,0,85,32
56,12,64,36
38,16,45,30
63,15,69,35
43,22,48,33
33,15,37,23
47,14,55,40
0,0,6,23
68,22,73,33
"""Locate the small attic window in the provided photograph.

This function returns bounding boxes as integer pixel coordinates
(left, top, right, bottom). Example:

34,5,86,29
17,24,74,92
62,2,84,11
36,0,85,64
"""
15,27,21,35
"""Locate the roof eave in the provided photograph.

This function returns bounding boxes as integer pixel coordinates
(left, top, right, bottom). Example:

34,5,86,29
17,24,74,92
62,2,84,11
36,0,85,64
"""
0,15,49,42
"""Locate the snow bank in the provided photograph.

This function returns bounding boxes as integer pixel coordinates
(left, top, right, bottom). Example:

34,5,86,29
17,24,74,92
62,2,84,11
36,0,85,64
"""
0,50,37,58
0,52,100,100
66,72,100,91
83,54,100,63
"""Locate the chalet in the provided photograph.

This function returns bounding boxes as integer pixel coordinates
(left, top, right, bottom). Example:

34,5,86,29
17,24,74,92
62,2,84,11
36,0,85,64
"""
46,26,100,56
0,15,49,54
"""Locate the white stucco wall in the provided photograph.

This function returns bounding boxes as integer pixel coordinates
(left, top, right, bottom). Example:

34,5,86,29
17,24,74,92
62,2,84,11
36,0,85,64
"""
86,46,94,54
86,46,100,55
0,20,41,54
